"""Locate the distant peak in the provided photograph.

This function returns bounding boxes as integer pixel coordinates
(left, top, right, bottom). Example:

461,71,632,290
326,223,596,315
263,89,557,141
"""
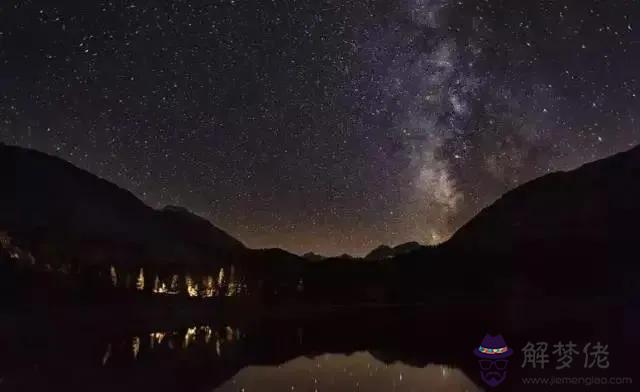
365,242,422,260
303,252,327,261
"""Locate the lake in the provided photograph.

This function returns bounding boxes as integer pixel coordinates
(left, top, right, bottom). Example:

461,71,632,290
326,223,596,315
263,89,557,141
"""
1,301,638,391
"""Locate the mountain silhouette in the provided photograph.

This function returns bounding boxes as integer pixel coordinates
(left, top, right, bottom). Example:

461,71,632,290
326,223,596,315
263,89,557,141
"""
0,143,246,267
394,144,640,298
365,242,421,261
302,252,326,261
448,145,640,252
3,142,640,300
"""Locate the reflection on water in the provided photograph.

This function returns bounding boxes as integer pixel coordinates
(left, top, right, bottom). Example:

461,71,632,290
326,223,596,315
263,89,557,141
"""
100,325,244,366
216,352,482,392
102,324,480,392
5,304,629,392
102,343,112,365
5,321,481,392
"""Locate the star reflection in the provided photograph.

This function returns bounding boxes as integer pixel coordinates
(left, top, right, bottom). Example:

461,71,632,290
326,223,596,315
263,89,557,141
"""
214,352,481,392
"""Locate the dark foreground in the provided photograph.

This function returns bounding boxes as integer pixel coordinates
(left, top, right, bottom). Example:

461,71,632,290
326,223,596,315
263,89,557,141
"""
1,298,639,392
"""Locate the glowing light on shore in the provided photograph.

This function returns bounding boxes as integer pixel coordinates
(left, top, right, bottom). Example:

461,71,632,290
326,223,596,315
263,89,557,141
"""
110,265,118,287
153,275,168,293
227,265,236,296
132,336,140,359
185,274,198,297
136,268,144,291
202,275,215,297
218,267,225,287
150,331,165,348
169,274,180,293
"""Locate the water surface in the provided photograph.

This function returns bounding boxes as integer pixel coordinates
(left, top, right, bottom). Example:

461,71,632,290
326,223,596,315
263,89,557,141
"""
1,301,637,391
216,351,480,392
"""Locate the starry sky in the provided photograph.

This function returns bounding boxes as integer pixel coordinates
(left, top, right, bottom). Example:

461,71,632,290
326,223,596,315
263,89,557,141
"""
1,0,640,256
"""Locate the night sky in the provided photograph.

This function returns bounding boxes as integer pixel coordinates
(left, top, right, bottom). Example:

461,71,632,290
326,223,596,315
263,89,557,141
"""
1,0,639,256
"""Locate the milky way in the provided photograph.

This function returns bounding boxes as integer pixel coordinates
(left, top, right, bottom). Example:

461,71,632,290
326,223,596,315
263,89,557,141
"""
1,0,639,256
